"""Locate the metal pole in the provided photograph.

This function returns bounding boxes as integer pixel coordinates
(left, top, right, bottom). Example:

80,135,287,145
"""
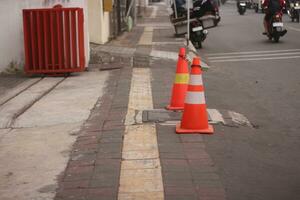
117,0,121,34
173,0,178,18
187,0,190,45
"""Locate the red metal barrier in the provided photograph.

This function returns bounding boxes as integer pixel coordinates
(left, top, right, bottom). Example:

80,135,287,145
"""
23,5,85,75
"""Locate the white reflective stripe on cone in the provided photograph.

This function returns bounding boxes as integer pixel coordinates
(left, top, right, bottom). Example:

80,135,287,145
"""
189,75,203,86
185,91,206,104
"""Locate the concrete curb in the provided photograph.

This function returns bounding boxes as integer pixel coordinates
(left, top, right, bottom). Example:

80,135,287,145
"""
185,40,210,71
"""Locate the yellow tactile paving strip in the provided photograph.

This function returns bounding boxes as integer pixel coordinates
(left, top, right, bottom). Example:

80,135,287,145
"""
118,68,164,200
138,27,154,45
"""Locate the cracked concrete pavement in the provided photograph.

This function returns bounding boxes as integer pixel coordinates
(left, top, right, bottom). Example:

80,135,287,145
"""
0,68,109,200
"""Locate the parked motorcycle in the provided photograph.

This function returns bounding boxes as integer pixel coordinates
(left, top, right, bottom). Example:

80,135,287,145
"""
266,12,287,42
170,0,217,48
170,0,220,23
287,1,300,22
190,18,209,48
238,1,247,15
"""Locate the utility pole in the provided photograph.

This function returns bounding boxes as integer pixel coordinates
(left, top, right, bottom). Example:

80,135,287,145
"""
187,0,190,46
117,0,121,34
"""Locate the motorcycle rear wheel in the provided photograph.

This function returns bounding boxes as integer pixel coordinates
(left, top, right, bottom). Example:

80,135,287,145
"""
196,41,202,49
274,35,280,43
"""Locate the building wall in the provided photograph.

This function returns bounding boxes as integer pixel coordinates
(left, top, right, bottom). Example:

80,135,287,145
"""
140,0,149,8
0,0,89,73
87,0,110,44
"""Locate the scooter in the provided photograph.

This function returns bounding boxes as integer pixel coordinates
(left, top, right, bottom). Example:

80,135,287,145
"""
190,18,208,48
266,12,287,42
238,1,247,15
287,1,300,22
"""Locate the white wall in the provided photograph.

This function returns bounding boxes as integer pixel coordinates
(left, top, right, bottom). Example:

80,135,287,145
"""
0,0,89,73
140,0,149,7
87,0,110,44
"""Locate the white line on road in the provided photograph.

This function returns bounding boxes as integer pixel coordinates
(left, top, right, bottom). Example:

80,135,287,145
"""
205,48,300,56
208,51,300,60
209,55,300,63
286,25,300,32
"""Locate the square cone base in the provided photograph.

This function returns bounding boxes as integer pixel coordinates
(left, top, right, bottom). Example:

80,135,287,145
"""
166,105,184,111
176,123,214,134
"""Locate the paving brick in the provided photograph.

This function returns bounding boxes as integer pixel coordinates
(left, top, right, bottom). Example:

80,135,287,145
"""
83,122,105,132
163,170,192,180
55,188,87,200
102,120,125,130
164,186,196,195
180,135,204,143
76,135,98,143
190,165,217,173
121,159,160,170
77,130,101,137
58,180,90,190
103,119,124,127
163,176,194,187
94,161,121,173
97,143,122,159
182,143,206,151
122,150,159,160
69,153,96,167
96,151,122,159
98,135,123,143
119,178,163,193
197,187,226,200
86,187,118,200
160,152,186,159
64,165,94,181
184,151,211,160
71,147,98,156
165,194,197,200
118,192,164,200
191,172,220,181
73,143,98,152
158,143,184,153
98,142,123,153
157,134,181,144
89,177,119,188
92,170,120,181
161,159,189,172
95,157,121,165
106,113,127,121
194,179,224,188
74,140,98,148
188,158,214,167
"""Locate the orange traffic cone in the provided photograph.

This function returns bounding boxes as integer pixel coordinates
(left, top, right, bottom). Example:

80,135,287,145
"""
176,57,214,134
166,47,189,110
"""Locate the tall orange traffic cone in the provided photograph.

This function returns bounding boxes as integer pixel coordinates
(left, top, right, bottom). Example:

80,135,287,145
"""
176,57,214,134
166,47,189,110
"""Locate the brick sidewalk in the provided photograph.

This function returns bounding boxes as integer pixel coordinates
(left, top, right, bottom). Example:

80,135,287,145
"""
55,1,226,200
55,64,132,200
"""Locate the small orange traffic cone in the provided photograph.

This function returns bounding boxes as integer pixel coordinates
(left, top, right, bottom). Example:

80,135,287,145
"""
166,47,189,110
176,57,214,134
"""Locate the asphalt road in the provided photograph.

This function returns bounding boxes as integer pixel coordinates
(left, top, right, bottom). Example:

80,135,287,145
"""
198,3,300,200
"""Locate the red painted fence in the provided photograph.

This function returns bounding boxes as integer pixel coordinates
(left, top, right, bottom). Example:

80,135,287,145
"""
23,5,85,75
